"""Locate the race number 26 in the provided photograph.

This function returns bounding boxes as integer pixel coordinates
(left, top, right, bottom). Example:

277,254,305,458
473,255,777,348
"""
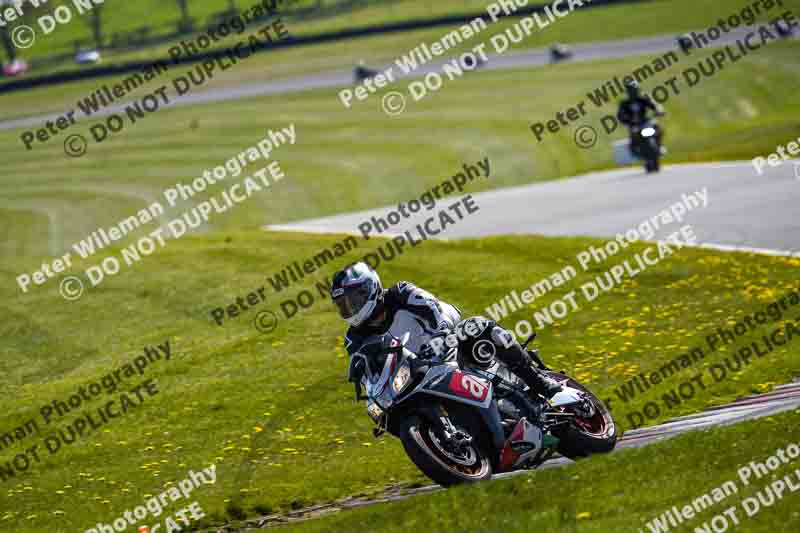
448,371,488,401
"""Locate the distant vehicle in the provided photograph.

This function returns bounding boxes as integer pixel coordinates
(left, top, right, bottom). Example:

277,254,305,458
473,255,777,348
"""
75,49,102,64
549,43,572,63
2,59,28,77
631,120,665,173
354,61,378,83
676,34,693,53
775,20,794,38
461,54,485,69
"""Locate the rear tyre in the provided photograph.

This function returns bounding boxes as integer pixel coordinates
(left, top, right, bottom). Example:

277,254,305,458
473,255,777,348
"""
546,372,617,459
398,410,492,487
645,158,660,173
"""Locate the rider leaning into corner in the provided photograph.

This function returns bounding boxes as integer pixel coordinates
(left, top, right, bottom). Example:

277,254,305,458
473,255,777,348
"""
330,262,564,402
617,79,665,146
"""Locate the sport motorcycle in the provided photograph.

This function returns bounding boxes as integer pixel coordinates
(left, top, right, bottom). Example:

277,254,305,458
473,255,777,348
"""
630,119,664,173
349,329,617,486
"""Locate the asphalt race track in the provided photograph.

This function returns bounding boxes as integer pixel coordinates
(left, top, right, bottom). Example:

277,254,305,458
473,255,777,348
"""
1,26,794,132
268,161,800,255
4,16,797,532
236,381,800,529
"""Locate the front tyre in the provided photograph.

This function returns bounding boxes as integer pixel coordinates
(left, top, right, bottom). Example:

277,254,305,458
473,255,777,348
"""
547,372,617,459
398,413,492,487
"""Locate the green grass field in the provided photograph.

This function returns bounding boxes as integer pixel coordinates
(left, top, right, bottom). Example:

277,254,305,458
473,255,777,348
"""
7,0,501,62
0,0,722,66
1,40,798,260
3,0,795,112
2,1,799,531
1,228,799,532
285,408,800,533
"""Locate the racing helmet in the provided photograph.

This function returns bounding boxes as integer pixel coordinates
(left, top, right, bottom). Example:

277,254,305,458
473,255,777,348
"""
624,79,640,98
330,262,384,327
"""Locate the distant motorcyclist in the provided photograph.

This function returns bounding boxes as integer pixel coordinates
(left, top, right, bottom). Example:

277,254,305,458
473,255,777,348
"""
617,80,664,150
354,59,378,83
330,262,562,401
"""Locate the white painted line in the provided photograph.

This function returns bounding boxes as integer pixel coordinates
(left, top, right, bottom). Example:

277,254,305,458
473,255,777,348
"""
689,242,800,258
264,224,359,236
263,224,456,241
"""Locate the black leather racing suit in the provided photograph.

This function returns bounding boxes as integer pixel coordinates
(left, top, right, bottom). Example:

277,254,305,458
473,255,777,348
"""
344,282,560,398
617,95,664,151
617,95,661,128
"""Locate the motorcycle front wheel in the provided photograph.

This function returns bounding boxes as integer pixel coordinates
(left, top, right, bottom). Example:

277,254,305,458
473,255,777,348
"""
398,409,492,487
645,157,660,173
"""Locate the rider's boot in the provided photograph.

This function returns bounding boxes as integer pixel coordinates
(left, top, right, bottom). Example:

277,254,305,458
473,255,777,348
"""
489,326,562,400
509,358,563,400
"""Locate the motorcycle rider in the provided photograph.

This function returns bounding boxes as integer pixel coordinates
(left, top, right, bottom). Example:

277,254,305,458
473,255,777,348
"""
330,262,563,400
617,80,664,153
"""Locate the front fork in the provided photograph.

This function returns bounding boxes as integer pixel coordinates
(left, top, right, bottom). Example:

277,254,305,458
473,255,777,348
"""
418,404,473,449
374,404,454,441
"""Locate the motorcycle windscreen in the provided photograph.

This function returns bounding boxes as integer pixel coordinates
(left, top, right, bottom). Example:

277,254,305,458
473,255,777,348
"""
366,352,398,408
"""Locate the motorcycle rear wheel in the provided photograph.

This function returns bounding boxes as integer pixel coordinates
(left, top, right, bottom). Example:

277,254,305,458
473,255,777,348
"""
398,411,492,487
546,372,617,459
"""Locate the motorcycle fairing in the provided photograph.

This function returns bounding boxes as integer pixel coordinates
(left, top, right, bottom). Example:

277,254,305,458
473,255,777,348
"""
548,386,585,408
364,351,399,408
399,364,507,452
499,418,544,471
410,365,493,409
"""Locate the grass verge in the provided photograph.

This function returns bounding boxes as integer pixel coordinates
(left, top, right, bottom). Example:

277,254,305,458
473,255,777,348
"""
281,407,800,533
0,229,798,531
1,41,798,258
2,0,791,116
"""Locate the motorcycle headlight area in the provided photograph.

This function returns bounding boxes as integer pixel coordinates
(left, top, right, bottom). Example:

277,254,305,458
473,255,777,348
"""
367,401,384,423
641,127,656,137
392,361,412,394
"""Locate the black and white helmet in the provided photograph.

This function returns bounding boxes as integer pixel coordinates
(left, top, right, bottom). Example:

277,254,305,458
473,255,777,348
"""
625,79,640,97
330,262,384,327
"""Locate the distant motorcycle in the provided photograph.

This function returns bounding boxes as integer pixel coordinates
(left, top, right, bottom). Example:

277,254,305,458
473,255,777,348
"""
775,20,794,39
350,330,616,486
550,43,573,63
354,62,379,83
462,54,486,69
676,34,693,53
629,119,664,173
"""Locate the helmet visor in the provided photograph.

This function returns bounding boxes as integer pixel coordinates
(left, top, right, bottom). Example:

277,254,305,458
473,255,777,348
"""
333,281,373,319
